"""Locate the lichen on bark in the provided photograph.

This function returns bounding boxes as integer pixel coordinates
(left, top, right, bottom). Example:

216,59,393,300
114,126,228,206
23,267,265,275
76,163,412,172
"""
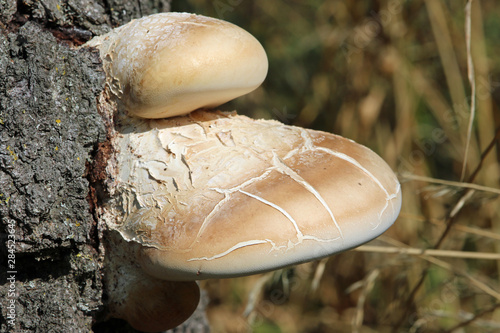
0,18,106,333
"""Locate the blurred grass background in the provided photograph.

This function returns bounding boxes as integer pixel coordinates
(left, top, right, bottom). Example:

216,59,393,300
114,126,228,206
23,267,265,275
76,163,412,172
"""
172,1,500,332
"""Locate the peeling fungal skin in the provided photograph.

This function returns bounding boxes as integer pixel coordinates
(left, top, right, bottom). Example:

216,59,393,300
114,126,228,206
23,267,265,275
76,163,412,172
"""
86,12,268,119
101,110,402,281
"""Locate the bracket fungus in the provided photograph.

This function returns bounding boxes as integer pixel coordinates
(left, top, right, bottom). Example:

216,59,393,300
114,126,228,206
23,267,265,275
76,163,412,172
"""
87,12,401,332
86,12,268,119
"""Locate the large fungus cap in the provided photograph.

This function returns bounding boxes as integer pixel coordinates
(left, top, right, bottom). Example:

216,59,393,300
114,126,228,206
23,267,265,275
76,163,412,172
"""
86,12,268,118
104,111,402,281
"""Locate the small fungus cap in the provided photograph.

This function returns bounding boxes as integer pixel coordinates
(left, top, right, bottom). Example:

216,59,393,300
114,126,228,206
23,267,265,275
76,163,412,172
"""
103,111,402,281
87,13,268,118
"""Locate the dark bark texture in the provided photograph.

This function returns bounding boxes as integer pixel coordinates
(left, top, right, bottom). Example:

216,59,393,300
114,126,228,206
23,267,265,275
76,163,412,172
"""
0,1,208,332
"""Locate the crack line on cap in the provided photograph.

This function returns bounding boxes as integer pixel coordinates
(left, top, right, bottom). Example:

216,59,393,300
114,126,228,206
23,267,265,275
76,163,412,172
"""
187,234,343,262
238,189,304,241
297,129,399,228
187,239,276,261
192,169,275,244
315,147,398,228
271,152,344,240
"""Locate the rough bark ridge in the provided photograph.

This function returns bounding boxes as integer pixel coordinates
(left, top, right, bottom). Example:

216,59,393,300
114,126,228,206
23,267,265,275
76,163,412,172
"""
0,1,208,332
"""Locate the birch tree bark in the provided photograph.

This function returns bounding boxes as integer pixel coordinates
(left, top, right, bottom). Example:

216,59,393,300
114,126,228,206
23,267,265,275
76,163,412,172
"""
0,1,208,332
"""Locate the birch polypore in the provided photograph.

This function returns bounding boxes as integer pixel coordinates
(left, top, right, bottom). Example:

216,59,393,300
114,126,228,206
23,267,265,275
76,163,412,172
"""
86,12,268,119
101,110,402,281
90,12,401,331
105,234,200,332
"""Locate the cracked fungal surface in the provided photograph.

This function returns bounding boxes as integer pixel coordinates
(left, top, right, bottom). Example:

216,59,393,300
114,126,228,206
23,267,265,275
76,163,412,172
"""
86,12,401,331
100,110,401,281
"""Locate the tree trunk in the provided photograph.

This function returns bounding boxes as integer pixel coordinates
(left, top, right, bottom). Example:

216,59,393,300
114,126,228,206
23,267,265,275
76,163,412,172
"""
0,1,209,332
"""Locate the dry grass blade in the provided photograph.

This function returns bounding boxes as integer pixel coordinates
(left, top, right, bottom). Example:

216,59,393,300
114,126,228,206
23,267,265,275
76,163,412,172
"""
394,1,500,322
242,272,274,318
310,258,328,293
355,245,500,260
395,141,500,330
400,212,500,241
461,0,477,181
400,173,500,195
424,0,468,131
368,238,500,301
423,256,500,302
351,269,379,333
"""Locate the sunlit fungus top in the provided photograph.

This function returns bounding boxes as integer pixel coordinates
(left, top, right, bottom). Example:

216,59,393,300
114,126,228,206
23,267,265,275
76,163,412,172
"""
103,111,402,281
86,12,268,119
